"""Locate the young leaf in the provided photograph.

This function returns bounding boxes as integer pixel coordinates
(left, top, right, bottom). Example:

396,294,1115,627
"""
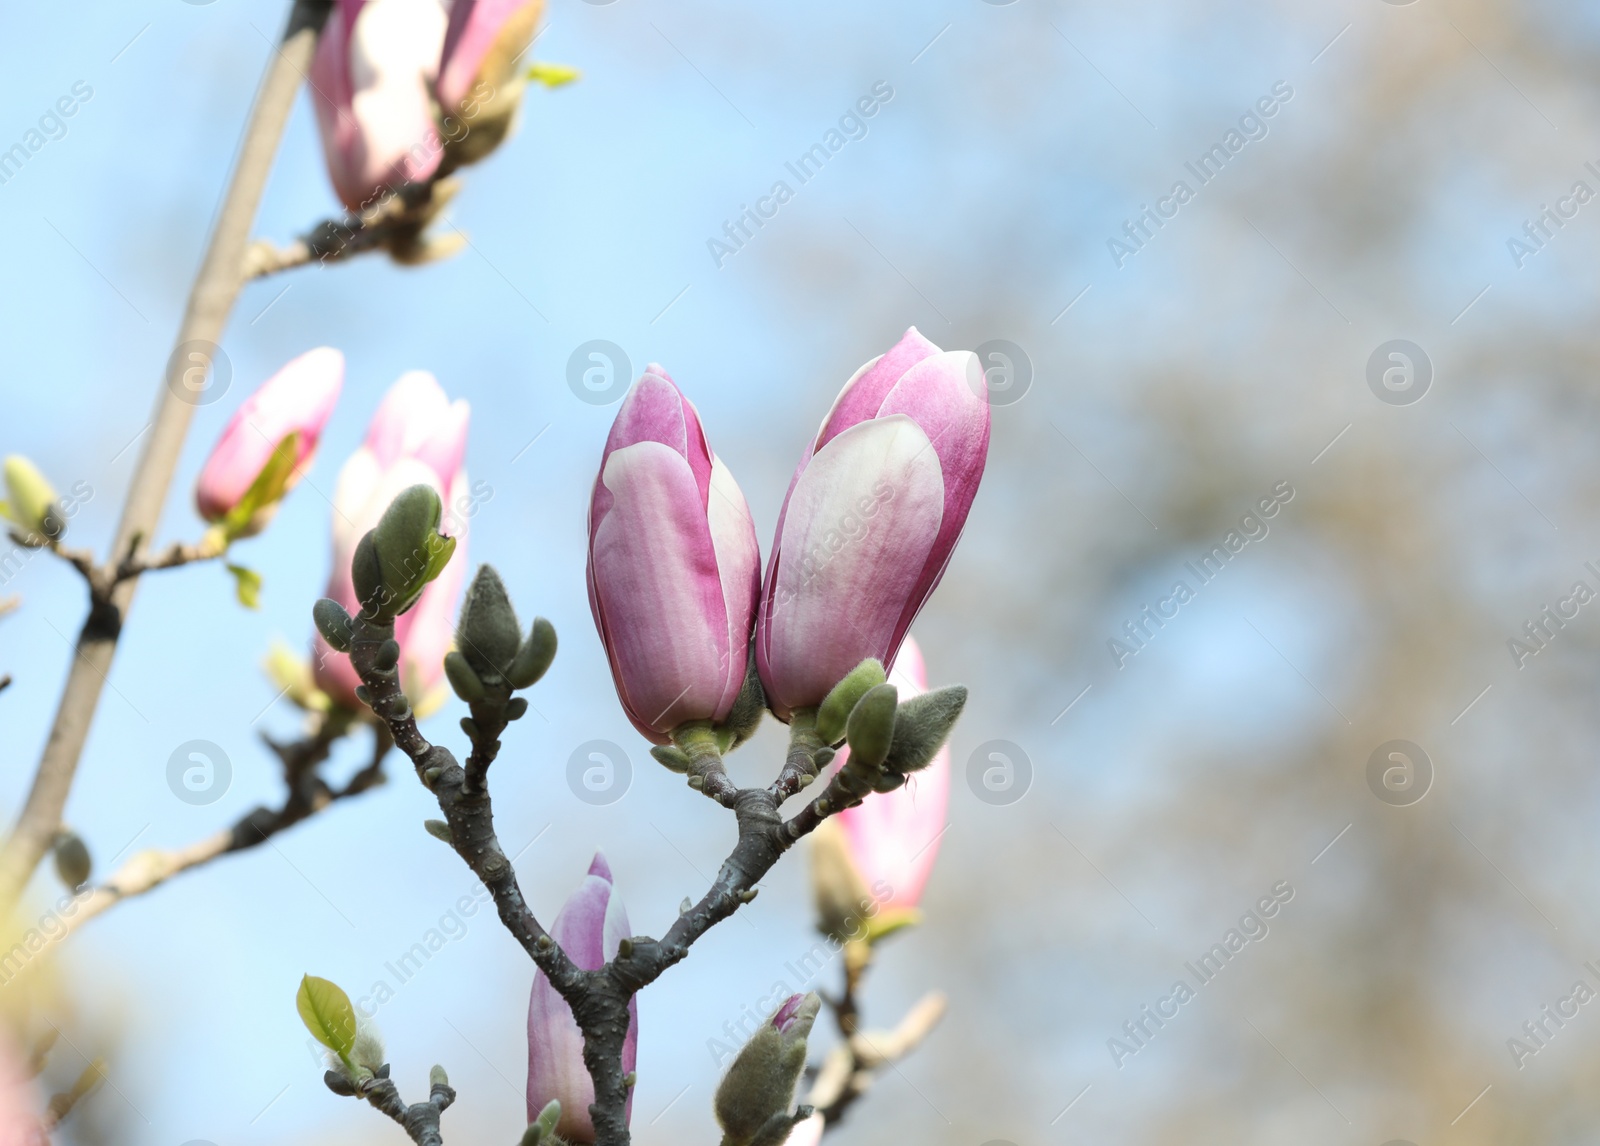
526,62,581,88
220,431,300,540
296,975,358,1065
226,563,263,609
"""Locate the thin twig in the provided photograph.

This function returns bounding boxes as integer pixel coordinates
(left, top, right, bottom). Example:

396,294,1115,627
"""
50,716,380,946
0,0,336,913
242,178,460,280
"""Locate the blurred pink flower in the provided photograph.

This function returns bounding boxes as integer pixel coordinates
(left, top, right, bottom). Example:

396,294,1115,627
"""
756,328,990,718
314,370,469,712
0,1028,38,1146
826,636,951,914
783,1113,825,1146
587,367,760,743
194,347,343,529
527,852,637,1143
436,0,543,115
310,0,448,210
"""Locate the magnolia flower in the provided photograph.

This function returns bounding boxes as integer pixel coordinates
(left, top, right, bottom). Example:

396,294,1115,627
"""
587,367,761,744
756,328,990,718
435,0,545,165
0,1028,40,1146
527,853,637,1143
313,371,468,713
194,347,343,534
811,637,951,936
310,0,449,210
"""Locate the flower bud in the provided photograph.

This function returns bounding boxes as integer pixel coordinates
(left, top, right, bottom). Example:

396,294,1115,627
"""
756,328,990,719
194,347,343,537
436,0,546,168
456,564,521,680
1,455,62,545
370,483,456,620
314,371,469,716
814,658,886,745
313,598,355,652
442,650,485,701
587,368,760,743
810,637,951,936
527,854,636,1143
712,993,820,1146
882,684,966,774
844,682,898,770
52,830,91,891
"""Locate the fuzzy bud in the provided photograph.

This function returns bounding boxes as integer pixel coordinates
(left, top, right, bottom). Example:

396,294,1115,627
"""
443,650,486,702
882,684,967,774
457,565,521,680
814,658,886,746
717,648,767,750
52,830,91,891
312,598,355,652
712,993,820,1146
844,682,898,770
508,617,558,689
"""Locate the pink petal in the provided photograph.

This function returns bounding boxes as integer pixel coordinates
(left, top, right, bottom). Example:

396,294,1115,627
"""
759,417,945,715
590,441,734,738
705,456,761,714
194,347,344,521
437,0,541,112
814,327,940,451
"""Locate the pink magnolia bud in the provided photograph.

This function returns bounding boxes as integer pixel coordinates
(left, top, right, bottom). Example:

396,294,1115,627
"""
194,347,344,529
587,367,761,744
527,853,637,1143
818,637,951,917
436,0,544,116
756,328,989,718
313,371,469,712
310,0,448,211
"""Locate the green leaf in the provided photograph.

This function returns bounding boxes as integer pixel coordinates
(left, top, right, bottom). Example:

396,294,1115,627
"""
226,563,262,609
297,975,357,1066
220,431,300,540
525,62,581,88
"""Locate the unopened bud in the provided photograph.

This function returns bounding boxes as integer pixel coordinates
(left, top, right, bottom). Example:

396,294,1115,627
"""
650,745,692,773
312,598,354,652
815,658,886,745
717,650,767,750
443,650,486,702
1,455,63,545
52,830,91,891
369,485,456,621
457,565,521,680
507,617,558,689
713,993,821,1146
882,685,967,774
844,682,898,769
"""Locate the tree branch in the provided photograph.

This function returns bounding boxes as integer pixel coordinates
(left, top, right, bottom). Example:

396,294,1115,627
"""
53,717,384,945
0,0,336,913
242,177,460,280
360,1072,456,1146
808,991,947,1128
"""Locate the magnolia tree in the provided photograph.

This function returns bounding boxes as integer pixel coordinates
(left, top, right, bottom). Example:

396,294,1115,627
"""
0,2,989,1144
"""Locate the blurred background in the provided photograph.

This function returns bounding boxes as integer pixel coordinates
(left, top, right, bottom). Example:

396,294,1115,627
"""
4,0,1599,1142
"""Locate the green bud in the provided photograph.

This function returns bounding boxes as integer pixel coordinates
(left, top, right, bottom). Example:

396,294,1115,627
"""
371,485,456,620
716,650,767,750
373,639,401,673
508,617,558,689
460,716,479,740
519,1099,561,1146
457,565,521,680
844,682,898,769
323,1069,356,1097
504,697,528,721
52,830,91,891
651,745,692,773
312,598,354,652
351,532,384,617
815,658,886,745
354,684,372,707
429,1064,449,1089
424,819,453,843
882,685,968,774
1,455,62,545
713,994,821,1146
444,650,486,702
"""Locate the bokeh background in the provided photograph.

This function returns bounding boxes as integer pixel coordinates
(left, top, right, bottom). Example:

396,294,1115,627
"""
4,0,1600,1142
